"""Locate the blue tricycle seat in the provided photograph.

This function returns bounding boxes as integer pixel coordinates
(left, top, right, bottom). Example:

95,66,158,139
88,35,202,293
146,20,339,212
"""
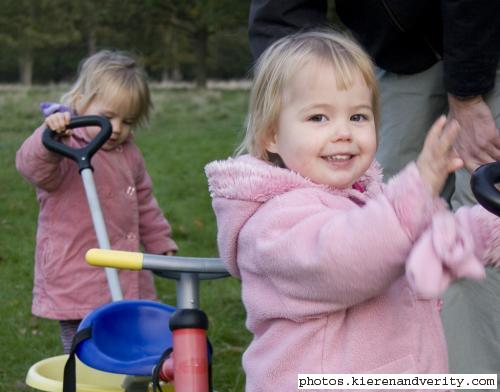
75,300,175,376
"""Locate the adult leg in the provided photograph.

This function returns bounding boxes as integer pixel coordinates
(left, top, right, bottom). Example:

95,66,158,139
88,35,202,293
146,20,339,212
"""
442,66,500,387
375,62,447,181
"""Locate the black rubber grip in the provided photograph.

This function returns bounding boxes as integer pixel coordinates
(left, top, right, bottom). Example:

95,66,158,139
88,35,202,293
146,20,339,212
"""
471,162,500,217
42,115,112,172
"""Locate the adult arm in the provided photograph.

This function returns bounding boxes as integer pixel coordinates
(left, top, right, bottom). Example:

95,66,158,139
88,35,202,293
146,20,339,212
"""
442,0,500,171
248,0,328,61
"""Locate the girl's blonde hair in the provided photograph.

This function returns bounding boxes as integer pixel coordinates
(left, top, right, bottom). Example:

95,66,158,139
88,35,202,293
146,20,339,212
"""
61,50,152,128
238,30,380,161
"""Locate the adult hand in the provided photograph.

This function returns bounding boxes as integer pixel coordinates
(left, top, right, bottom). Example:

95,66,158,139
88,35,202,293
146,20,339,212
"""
448,94,500,173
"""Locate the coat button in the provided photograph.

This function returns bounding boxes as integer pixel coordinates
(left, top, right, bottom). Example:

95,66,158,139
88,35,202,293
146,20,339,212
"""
126,186,136,196
127,233,136,240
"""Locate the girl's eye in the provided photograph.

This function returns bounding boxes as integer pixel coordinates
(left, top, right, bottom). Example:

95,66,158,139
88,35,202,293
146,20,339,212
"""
351,113,369,122
308,114,328,122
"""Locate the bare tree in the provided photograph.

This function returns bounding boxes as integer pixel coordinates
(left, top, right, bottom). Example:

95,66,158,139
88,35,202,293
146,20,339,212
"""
0,0,80,85
154,0,248,88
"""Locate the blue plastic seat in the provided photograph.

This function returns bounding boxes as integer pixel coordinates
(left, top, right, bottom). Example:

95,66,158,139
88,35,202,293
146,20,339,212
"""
76,300,175,376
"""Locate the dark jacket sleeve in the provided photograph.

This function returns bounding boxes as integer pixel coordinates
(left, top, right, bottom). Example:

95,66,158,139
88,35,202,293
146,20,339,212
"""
441,0,500,96
248,0,328,61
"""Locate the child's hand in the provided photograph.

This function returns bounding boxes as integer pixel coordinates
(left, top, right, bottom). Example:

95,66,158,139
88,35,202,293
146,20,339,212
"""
416,115,464,196
165,251,176,256
45,112,72,137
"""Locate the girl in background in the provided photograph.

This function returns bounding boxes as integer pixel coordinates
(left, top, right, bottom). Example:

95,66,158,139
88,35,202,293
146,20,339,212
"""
17,50,177,353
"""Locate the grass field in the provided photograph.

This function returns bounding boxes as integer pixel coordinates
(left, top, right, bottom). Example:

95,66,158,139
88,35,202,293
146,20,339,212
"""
0,86,251,391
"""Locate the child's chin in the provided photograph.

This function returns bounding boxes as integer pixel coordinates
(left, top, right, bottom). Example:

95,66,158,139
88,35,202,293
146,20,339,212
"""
101,143,115,151
329,178,357,189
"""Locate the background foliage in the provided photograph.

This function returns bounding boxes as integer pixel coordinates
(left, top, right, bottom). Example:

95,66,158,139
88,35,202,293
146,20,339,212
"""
0,0,252,87
0,0,343,87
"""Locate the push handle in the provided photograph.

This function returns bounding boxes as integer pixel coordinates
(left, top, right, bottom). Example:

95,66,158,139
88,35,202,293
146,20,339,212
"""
85,248,227,275
86,249,144,270
471,162,500,217
42,115,112,172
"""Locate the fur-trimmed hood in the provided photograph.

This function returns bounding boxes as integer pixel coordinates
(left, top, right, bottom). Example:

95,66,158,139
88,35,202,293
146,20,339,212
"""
205,154,384,277
206,154,383,203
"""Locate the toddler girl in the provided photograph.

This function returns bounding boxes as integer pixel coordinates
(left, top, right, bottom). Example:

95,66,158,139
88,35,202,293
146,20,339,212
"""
205,31,500,391
16,50,177,353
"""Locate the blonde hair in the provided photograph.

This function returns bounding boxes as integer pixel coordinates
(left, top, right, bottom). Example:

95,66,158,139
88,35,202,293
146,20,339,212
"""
61,50,152,128
238,30,380,161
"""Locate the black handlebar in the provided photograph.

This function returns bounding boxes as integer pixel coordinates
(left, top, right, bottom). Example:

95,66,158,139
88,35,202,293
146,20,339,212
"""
41,115,112,172
471,162,500,217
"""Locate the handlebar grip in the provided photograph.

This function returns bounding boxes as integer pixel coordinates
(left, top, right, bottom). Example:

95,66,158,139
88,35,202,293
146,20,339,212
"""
86,249,144,270
471,162,500,217
42,115,112,172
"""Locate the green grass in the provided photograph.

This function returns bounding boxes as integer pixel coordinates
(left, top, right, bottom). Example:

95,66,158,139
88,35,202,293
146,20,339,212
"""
0,86,251,391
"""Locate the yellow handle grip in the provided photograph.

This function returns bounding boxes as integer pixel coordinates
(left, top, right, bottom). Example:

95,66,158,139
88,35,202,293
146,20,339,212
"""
85,249,144,270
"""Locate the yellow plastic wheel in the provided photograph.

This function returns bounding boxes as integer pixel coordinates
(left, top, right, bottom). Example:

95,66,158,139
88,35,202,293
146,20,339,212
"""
26,355,126,392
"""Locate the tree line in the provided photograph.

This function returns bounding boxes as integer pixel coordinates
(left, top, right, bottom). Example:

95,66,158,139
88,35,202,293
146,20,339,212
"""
0,0,251,87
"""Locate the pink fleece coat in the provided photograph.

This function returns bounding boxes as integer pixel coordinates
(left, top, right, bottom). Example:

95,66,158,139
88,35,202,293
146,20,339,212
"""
16,126,177,320
205,155,500,392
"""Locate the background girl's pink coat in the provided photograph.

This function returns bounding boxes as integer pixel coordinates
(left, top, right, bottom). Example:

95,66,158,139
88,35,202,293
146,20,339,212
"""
206,155,499,392
16,126,177,320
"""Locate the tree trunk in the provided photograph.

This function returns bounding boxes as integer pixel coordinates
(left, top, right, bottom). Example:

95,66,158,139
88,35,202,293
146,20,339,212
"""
170,33,182,82
193,29,208,89
88,28,97,56
161,27,183,83
172,67,182,82
19,49,33,86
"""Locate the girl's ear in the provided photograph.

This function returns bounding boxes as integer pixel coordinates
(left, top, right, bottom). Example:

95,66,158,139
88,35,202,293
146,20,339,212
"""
75,94,92,115
74,94,83,114
265,130,279,154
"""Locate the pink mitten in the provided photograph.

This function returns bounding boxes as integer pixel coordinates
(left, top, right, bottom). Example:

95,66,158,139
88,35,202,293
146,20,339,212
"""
406,211,485,299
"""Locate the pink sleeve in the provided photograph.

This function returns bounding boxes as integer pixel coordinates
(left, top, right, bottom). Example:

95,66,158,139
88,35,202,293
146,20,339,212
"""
405,204,500,299
246,163,441,314
135,153,178,254
464,204,500,267
16,126,64,191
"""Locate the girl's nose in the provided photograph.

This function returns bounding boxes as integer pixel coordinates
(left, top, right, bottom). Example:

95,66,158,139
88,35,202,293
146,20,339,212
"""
111,119,121,134
331,123,352,142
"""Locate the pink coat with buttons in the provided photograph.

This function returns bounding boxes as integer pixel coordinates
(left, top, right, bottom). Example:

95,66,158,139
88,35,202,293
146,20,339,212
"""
206,155,500,392
16,126,177,320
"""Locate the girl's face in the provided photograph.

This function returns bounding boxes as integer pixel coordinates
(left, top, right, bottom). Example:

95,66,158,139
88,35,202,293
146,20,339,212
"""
79,96,135,151
266,60,377,189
